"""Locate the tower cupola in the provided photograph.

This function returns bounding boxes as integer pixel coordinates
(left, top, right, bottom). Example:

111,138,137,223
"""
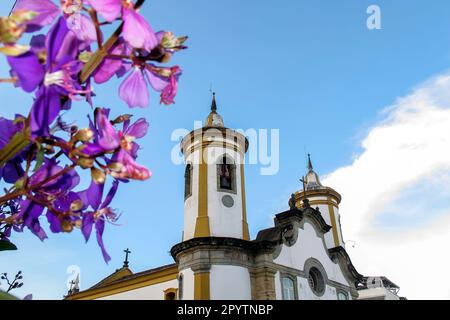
295,154,345,248
305,154,323,190
180,93,249,241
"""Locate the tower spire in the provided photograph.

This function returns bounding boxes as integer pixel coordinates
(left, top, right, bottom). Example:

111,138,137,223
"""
307,153,313,172
205,92,224,127
211,92,217,112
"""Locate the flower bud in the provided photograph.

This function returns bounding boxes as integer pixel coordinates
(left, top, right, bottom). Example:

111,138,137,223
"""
0,44,30,56
70,199,84,212
91,168,106,184
74,219,82,229
161,32,188,50
74,128,94,142
77,158,94,169
61,220,73,233
108,162,123,172
112,114,132,124
0,17,24,44
79,51,93,63
14,177,26,189
43,145,55,154
9,10,37,24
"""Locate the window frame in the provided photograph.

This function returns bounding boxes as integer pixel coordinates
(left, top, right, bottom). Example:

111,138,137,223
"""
308,267,326,296
184,164,193,200
281,274,298,300
337,290,349,300
216,155,237,194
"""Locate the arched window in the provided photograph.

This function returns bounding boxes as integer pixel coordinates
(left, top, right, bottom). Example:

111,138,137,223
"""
164,288,178,300
184,164,192,200
165,292,176,300
217,156,236,193
282,276,297,300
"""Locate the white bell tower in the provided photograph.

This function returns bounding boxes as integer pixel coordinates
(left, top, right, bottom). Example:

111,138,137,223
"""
180,93,250,241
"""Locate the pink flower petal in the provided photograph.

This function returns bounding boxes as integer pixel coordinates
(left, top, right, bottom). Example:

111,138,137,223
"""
96,108,120,150
94,41,129,84
113,149,151,181
67,14,97,43
14,0,60,31
122,8,158,51
125,118,149,139
87,0,122,22
119,68,149,108
144,68,169,92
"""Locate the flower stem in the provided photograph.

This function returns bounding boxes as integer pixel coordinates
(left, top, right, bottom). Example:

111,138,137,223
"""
87,8,103,49
0,78,17,84
0,164,76,205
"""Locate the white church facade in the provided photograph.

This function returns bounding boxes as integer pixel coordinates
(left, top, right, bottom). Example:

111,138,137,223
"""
66,95,402,300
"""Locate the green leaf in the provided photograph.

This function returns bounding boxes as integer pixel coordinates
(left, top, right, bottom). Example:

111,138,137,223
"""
33,146,45,172
0,130,30,167
0,240,17,251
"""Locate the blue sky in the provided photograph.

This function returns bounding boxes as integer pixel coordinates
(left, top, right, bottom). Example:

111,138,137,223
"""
2,0,450,299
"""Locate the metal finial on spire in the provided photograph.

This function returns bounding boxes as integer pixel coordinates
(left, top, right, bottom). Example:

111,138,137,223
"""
123,248,131,268
211,92,217,112
307,153,313,172
9,0,18,16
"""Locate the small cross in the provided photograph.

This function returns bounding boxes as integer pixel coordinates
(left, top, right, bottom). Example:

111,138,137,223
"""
299,176,307,194
299,176,308,206
123,248,131,268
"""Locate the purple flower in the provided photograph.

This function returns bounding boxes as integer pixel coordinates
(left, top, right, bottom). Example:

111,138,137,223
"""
7,17,89,138
78,179,119,262
13,0,60,32
88,0,158,51
8,159,80,241
0,116,27,184
118,64,181,108
17,200,47,241
80,108,151,180
93,40,131,84
14,0,97,43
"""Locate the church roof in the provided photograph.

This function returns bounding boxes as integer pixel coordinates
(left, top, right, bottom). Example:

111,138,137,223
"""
89,267,133,290
65,263,178,300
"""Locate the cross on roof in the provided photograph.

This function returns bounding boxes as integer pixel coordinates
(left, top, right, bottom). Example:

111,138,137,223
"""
123,248,131,268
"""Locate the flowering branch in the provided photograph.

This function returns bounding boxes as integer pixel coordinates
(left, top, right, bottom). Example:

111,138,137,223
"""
0,0,187,262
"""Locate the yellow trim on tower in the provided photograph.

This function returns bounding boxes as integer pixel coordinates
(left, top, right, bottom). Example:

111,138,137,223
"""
194,159,210,237
240,163,250,240
328,201,340,247
194,272,210,300
294,188,341,205
308,199,338,207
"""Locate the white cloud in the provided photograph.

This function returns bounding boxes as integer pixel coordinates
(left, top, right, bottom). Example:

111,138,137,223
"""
323,72,450,300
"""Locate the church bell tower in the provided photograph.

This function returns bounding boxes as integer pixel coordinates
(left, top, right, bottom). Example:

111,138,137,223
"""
180,93,250,241
295,155,345,248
